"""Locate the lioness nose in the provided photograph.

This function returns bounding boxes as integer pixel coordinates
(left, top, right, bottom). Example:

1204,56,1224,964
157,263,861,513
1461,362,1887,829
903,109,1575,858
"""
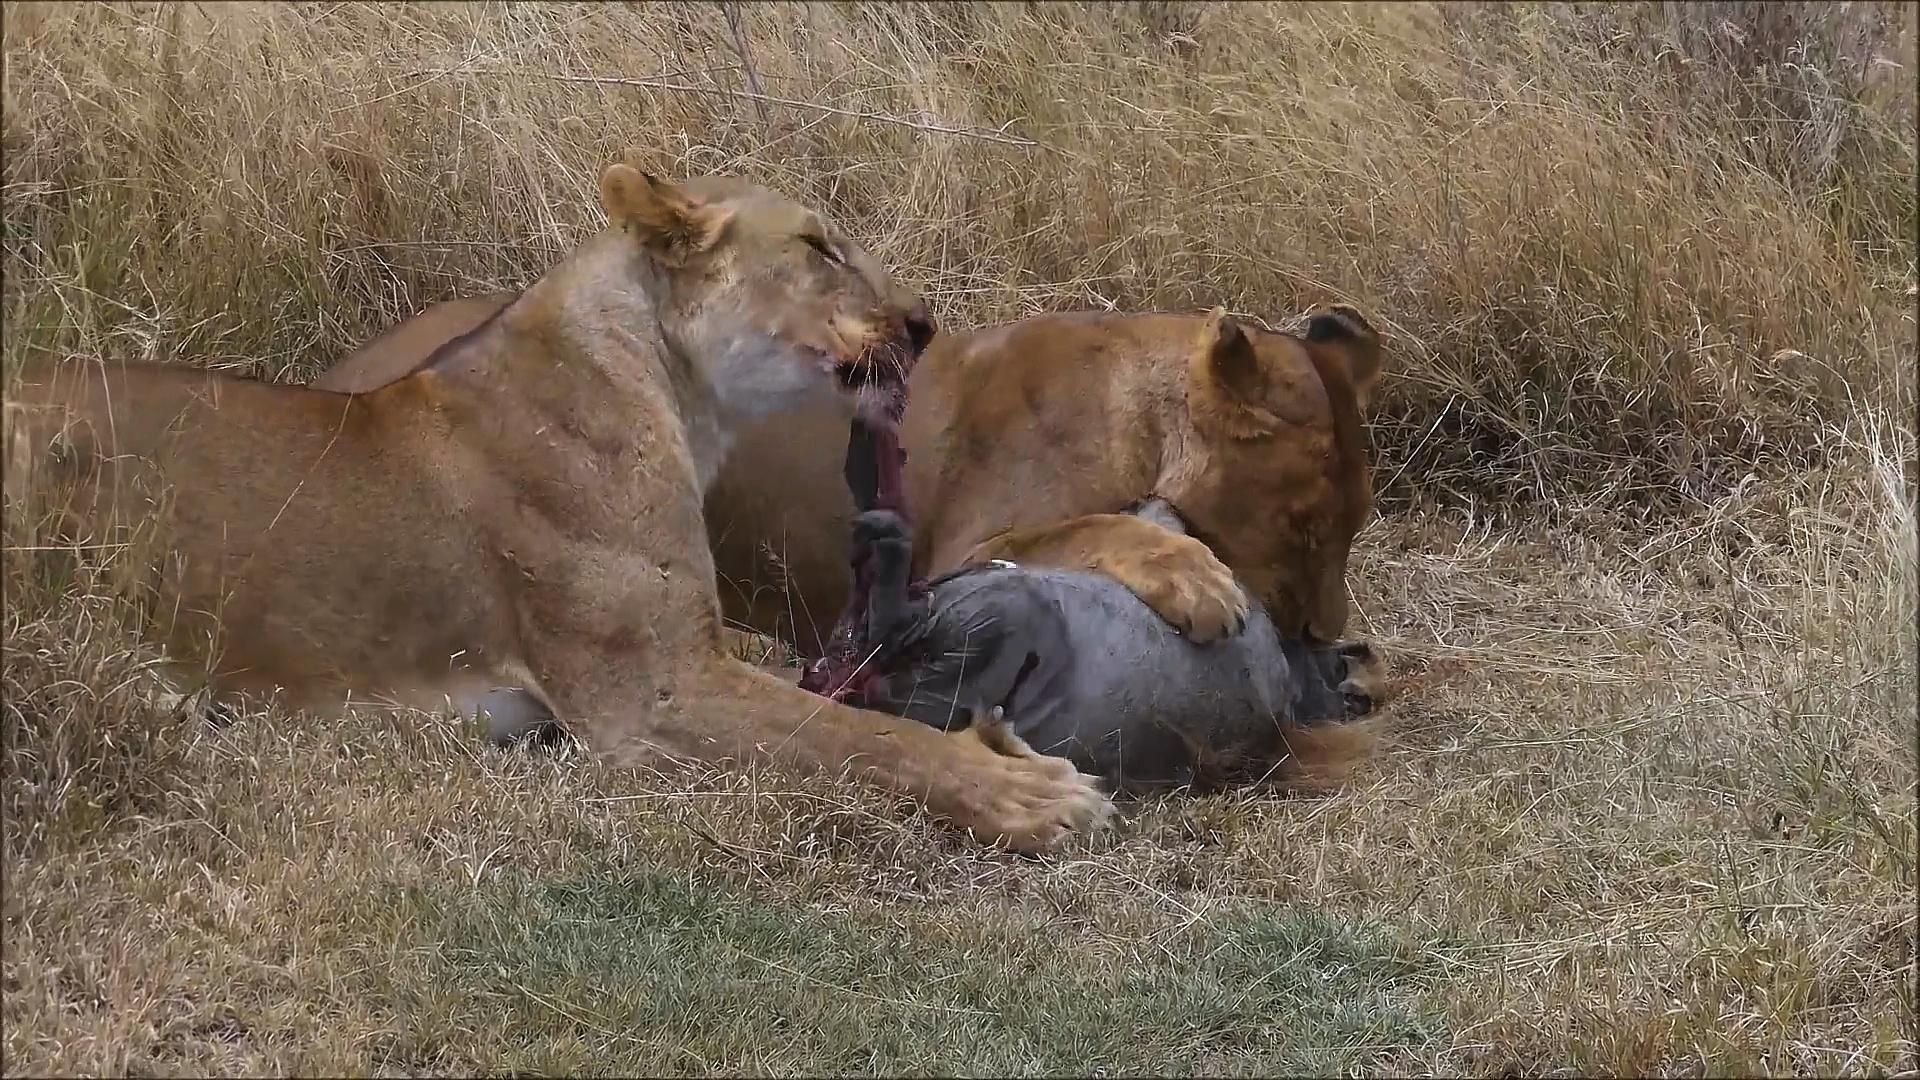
904,301,937,355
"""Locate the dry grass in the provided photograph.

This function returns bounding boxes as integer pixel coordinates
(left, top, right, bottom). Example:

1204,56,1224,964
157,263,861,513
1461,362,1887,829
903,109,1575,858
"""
2,1,1914,1075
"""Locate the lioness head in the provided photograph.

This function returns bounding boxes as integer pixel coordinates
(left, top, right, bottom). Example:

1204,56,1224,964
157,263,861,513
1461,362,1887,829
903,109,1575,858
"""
1160,304,1383,643
597,162,935,429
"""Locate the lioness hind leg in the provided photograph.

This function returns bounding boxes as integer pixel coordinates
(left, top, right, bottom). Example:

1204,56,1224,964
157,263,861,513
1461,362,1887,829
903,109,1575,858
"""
963,513,1249,643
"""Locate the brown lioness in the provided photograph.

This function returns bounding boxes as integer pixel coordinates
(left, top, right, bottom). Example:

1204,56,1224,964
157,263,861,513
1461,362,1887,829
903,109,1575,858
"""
4,164,1113,854
319,302,1383,663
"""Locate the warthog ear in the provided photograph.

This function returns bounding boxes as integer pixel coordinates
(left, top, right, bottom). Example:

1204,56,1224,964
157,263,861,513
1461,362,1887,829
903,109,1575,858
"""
1187,307,1282,439
598,163,732,262
1304,304,1383,411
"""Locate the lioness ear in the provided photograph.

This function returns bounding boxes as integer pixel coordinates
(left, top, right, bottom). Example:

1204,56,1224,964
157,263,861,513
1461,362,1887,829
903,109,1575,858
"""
598,163,732,262
1187,307,1281,439
1304,304,1383,411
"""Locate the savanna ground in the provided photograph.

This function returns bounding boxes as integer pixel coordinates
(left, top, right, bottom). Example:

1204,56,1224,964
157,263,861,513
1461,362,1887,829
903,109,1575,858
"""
2,2,1915,1075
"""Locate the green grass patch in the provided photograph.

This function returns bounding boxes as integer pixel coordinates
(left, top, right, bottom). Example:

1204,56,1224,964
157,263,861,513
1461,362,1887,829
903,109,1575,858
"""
416,867,1442,1076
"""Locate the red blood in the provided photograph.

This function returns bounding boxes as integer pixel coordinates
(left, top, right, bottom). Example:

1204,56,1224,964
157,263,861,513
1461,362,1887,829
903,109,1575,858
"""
799,422,912,702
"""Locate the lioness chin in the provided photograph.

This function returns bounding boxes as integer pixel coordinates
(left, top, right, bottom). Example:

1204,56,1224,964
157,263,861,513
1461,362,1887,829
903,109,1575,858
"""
3,162,1113,854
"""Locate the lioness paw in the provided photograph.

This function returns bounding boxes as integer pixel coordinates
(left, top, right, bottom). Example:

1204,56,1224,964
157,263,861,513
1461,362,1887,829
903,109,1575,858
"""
945,722,1114,855
1121,533,1248,643
1174,574,1250,643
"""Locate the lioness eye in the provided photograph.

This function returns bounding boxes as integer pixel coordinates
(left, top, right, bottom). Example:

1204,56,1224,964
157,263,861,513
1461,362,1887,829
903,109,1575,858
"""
803,234,845,266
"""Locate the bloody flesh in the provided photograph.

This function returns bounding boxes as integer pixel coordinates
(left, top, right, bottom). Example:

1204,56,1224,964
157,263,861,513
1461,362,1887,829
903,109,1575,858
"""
798,418,911,701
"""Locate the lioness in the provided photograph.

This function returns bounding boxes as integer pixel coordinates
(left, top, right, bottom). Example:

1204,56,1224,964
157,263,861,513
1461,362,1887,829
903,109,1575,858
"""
317,302,1384,664
797,302,1383,701
4,163,1113,853
846,503,1387,796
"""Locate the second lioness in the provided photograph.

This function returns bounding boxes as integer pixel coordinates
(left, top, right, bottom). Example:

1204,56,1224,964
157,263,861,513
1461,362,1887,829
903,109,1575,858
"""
845,505,1386,796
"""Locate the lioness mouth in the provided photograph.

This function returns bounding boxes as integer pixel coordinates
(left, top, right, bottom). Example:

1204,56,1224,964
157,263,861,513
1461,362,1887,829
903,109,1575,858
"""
835,338,913,429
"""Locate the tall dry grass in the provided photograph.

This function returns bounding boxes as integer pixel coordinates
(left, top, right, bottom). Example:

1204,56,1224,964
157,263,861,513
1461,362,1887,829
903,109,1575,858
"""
2,1,1914,1074
3,2,1912,508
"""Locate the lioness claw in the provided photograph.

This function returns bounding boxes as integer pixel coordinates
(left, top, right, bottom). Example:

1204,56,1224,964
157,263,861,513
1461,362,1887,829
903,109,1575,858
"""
1139,534,1249,644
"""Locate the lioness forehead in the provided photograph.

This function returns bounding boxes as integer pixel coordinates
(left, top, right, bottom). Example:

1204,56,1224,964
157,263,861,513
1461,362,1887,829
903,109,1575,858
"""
683,175,832,238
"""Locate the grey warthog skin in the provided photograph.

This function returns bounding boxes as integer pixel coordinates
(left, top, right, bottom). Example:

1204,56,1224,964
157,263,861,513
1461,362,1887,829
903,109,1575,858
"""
848,502,1384,795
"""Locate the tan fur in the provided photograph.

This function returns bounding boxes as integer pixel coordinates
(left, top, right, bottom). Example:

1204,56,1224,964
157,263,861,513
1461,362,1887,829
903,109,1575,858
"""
4,163,1113,854
305,298,1383,788
313,292,863,658
1261,716,1380,792
316,292,521,394
871,303,1383,790
1337,640,1392,708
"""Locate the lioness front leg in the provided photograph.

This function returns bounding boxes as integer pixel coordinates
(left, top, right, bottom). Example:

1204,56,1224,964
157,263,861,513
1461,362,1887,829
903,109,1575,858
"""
525,623,1113,854
964,513,1249,643
700,661,1111,853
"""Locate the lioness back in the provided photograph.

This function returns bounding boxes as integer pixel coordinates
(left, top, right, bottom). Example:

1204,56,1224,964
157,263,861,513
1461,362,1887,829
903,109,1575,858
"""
315,292,520,394
8,360,504,707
